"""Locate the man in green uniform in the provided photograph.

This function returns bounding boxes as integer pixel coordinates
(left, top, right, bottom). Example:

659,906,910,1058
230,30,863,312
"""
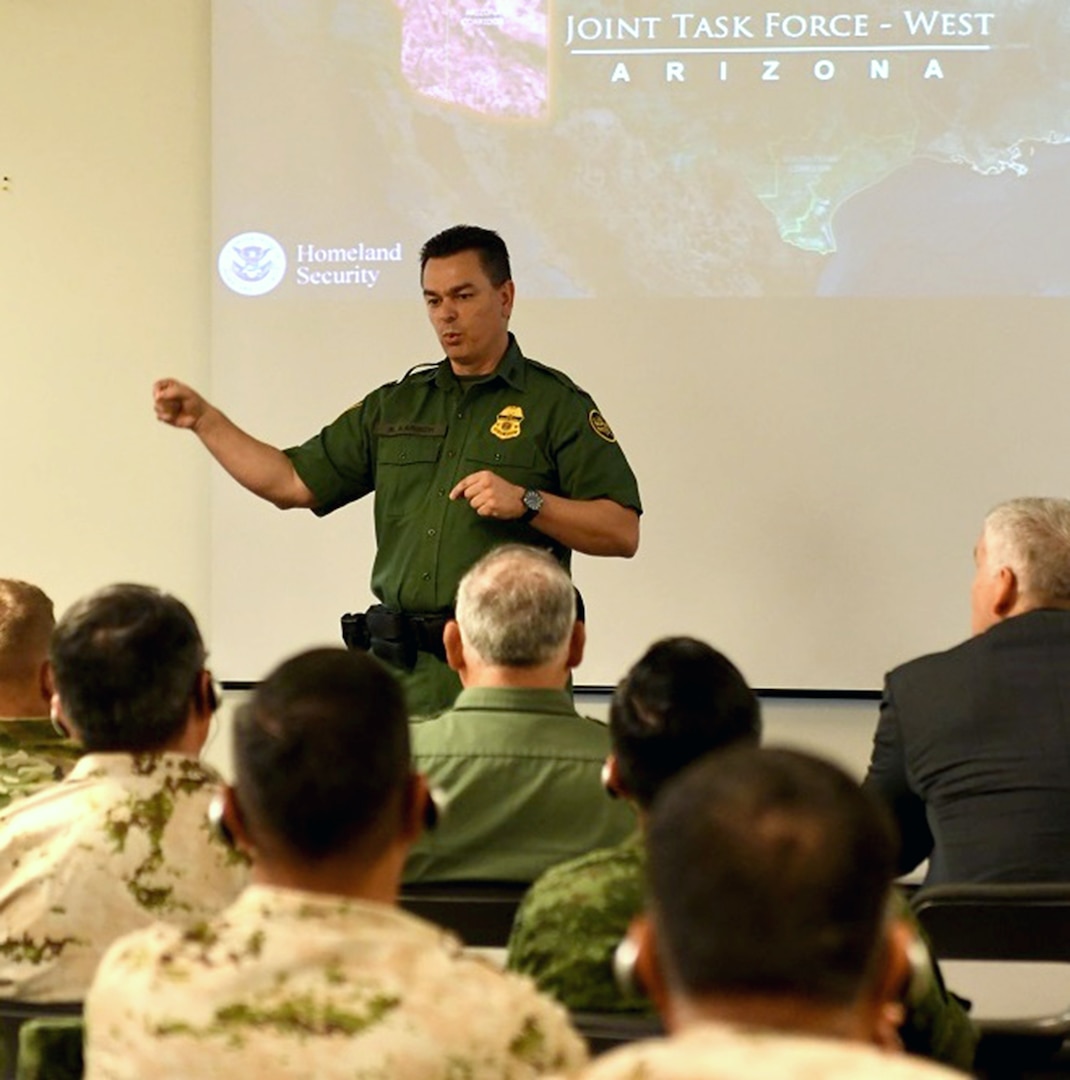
0,579,80,810
154,225,642,714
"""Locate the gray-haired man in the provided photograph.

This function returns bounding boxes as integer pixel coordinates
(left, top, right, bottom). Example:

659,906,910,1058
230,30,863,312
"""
865,496,1070,884
404,544,634,883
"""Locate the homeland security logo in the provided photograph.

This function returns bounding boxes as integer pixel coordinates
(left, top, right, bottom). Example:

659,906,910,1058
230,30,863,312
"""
218,232,287,296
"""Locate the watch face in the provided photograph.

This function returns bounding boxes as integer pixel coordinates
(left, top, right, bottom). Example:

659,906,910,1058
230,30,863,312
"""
523,489,543,513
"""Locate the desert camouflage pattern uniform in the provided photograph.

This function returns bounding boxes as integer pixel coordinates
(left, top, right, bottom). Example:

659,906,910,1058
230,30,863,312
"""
508,835,977,1070
0,719,81,810
0,752,247,1001
546,1022,964,1080
85,884,588,1080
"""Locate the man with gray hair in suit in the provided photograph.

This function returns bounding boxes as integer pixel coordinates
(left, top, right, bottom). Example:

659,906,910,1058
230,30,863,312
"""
404,544,634,883
865,496,1070,884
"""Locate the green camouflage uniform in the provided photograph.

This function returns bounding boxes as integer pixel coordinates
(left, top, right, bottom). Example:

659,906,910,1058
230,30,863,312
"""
284,335,642,715
544,1022,964,1080
0,719,81,811
85,883,588,1080
508,837,978,1071
0,752,248,1002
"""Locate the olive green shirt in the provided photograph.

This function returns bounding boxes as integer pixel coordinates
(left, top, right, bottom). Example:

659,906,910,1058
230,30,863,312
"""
0,719,81,811
284,335,642,614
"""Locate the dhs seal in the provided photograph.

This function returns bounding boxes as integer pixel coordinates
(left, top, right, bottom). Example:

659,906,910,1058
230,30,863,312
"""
218,232,287,296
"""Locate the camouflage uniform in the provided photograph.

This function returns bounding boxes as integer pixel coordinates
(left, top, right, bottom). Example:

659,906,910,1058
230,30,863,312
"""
545,1022,964,1080
84,883,588,1080
0,752,247,1002
0,719,81,811
507,837,978,1071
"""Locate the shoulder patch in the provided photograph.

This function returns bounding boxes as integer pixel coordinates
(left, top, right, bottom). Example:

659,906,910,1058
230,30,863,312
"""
589,410,616,443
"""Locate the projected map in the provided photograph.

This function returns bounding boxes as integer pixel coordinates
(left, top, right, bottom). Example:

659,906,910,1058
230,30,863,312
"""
214,1,1070,296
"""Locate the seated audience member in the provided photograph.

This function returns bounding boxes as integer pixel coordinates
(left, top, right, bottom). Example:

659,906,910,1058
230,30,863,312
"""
562,746,963,1080
0,579,80,808
84,648,586,1080
865,496,1070,884
508,638,976,1071
0,584,246,1001
404,544,634,883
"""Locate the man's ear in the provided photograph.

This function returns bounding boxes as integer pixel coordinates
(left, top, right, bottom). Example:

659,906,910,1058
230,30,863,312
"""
993,565,1020,620
866,915,920,1050
499,279,516,320
566,620,586,670
624,914,674,1025
38,660,54,707
443,621,465,676
210,786,254,855
400,772,432,845
601,753,625,799
50,693,74,740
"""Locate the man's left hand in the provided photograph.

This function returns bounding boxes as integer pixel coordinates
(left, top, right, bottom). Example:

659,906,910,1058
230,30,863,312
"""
449,471,525,519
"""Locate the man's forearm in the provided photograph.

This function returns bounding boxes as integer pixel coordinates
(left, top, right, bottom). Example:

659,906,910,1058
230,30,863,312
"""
194,407,316,510
531,495,639,558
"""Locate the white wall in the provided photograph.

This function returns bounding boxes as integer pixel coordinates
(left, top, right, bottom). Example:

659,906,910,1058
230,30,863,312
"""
2,1,212,625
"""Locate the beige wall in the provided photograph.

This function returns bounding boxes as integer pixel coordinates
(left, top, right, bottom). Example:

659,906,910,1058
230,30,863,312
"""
2,1,212,626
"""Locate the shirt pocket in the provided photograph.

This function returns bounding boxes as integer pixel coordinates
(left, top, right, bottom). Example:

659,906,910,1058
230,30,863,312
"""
463,438,550,488
376,435,444,518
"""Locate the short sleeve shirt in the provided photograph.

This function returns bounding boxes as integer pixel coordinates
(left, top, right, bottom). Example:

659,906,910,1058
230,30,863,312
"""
284,335,642,612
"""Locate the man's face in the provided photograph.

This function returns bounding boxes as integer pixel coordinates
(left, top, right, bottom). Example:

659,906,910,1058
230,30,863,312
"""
421,250,514,376
970,530,1000,635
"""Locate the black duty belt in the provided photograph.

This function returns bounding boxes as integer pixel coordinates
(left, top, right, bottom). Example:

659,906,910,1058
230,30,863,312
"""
341,605,451,672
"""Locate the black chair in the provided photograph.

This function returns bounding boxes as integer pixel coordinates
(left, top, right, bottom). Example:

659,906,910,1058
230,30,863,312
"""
570,1011,663,1057
911,884,1070,1077
400,881,530,947
0,1001,82,1080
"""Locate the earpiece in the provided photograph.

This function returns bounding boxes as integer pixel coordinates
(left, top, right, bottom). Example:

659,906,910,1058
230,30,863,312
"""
207,789,237,850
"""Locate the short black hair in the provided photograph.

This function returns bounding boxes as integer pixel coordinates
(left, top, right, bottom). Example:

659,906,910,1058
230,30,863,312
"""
610,637,761,808
234,648,410,861
647,746,898,1005
50,584,205,753
420,224,512,287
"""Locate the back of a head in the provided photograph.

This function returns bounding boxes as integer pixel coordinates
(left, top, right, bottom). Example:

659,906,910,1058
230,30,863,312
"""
419,224,512,286
50,584,205,753
610,637,761,808
984,496,1070,606
647,746,897,1007
234,648,410,863
0,579,54,692
455,545,575,668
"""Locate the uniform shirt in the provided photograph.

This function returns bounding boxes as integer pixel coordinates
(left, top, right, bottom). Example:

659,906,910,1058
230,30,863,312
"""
508,842,977,1071
547,1022,964,1080
85,883,588,1080
0,719,81,811
405,687,637,883
284,335,642,614
0,752,247,1002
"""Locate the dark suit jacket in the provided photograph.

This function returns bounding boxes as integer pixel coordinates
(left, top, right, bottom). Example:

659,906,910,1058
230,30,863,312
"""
864,609,1070,885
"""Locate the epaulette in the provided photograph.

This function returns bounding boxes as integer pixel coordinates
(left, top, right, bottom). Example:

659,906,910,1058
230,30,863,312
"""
399,361,441,383
524,356,589,397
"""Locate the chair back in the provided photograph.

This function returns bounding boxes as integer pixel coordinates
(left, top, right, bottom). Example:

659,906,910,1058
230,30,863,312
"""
0,1001,82,1080
400,881,529,947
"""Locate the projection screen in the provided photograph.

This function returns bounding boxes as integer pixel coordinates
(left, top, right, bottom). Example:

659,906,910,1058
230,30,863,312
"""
210,0,1070,689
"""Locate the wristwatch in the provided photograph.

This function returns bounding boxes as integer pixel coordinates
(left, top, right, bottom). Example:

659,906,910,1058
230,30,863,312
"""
520,488,544,523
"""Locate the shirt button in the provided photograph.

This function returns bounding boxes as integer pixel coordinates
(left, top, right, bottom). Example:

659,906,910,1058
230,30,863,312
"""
494,452,502,462
422,572,431,582
446,450,456,459
427,528,436,537
457,412,464,419
437,489,446,497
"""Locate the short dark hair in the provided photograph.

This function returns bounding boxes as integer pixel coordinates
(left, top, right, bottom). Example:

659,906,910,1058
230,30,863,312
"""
50,584,206,753
0,579,54,683
234,648,411,861
420,224,512,287
647,746,898,1005
610,637,760,808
